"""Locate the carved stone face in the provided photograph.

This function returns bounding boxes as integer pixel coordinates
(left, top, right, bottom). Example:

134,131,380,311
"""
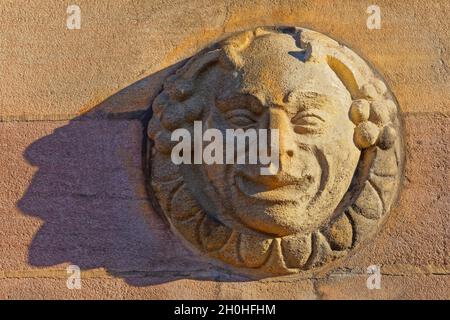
146,27,403,276
201,33,360,237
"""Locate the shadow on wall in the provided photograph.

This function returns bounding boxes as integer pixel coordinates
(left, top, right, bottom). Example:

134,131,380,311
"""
17,61,247,287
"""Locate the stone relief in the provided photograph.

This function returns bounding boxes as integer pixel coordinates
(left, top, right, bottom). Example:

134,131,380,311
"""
144,26,404,277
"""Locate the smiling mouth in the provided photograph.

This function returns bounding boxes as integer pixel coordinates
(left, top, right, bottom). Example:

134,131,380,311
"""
234,173,311,203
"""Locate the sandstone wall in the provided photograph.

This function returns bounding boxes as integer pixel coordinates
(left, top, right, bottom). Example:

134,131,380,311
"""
0,0,448,299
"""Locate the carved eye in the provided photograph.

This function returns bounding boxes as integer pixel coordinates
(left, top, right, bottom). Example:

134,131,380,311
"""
225,109,257,128
292,111,326,134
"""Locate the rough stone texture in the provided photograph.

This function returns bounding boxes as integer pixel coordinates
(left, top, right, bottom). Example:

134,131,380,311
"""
1,0,449,120
0,278,316,300
0,116,447,299
146,26,403,276
0,0,449,299
338,113,449,272
0,121,218,280
316,275,450,300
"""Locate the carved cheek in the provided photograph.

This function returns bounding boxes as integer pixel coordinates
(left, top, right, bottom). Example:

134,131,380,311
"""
292,146,324,189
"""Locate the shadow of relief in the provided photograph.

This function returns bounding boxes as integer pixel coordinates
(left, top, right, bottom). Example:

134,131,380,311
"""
18,61,248,287
17,26,404,285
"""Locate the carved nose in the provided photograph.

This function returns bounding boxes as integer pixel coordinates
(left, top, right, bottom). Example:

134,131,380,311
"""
269,109,296,171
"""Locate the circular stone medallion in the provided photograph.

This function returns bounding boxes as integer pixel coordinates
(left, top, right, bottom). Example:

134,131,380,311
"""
144,26,404,277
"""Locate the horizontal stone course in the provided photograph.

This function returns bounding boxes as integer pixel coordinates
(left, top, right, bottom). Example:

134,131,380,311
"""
0,112,448,298
0,277,318,300
0,0,448,299
317,275,450,300
1,0,449,120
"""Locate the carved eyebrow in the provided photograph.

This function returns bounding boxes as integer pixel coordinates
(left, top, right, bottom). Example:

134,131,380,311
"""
285,90,333,102
282,91,341,114
216,94,264,114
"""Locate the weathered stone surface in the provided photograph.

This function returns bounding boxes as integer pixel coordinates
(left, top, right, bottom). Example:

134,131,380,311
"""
146,26,403,276
0,113,447,298
317,275,450,300
0,1,448,121
339,113,449,270
216,279,316,299
0,0,448,299
0,121,217,281
0,277,316,300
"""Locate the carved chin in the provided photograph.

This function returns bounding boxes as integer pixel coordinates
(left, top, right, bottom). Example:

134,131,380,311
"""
228,174,320,237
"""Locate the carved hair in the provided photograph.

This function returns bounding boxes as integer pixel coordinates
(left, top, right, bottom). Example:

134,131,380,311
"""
148,27,398,154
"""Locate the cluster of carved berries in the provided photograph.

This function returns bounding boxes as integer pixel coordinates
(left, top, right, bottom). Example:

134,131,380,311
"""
147,74,204,154
351,79,398,150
